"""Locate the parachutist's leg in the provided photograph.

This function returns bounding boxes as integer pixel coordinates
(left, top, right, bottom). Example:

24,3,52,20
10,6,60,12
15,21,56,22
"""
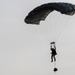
51,55,53,62
54,56,56,62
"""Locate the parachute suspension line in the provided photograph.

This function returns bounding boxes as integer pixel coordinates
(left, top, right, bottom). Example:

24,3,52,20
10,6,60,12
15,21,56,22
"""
33,21,51,39
32,22,49,36
54,14,64,42
50,11,64,42
55,19,66,42
54,12,60,42
33,25,40,32
48,13,54,42
25,24,35,33
53,12,64,42
36,25,44,35
47,13,54,42
44,11,58,43
46,11,72,43
40,22,49,37
55,16,71,42
43,22,50,37
45,11,64,43
38,13,54,43
52,12,56,41
31,25,42,35
47,11,58,42
29,24,42,35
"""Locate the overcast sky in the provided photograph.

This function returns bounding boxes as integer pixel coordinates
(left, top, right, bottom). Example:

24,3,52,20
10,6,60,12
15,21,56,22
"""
0,0,75,75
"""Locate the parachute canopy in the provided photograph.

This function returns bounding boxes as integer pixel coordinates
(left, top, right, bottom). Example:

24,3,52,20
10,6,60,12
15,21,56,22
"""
25,2,75,24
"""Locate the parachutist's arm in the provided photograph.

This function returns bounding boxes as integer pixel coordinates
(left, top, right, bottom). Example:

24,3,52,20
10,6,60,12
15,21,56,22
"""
50,45,52,54
54,45,56,50
51,45,52,48
50,45,52,50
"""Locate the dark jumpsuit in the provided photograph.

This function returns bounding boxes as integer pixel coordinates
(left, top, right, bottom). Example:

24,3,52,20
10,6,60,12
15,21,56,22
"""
51,47,57,62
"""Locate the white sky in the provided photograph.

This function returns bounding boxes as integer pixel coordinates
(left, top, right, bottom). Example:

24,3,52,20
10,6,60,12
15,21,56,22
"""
0,0,75,75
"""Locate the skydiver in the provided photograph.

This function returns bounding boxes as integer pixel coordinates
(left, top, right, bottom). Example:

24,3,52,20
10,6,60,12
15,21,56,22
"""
50,42,57,62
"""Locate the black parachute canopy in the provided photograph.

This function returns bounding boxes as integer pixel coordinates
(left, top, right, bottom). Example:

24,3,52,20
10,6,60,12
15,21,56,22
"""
25,2,75,24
